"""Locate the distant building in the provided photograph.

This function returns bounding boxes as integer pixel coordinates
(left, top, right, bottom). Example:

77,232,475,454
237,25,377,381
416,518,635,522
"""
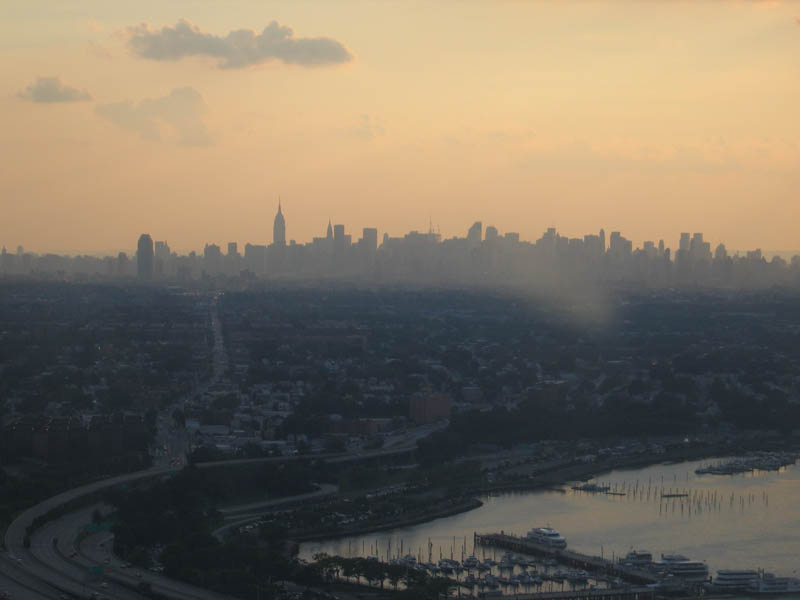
334,224,347,254
361,227,378,252
409,393,451,423
204,243,222,274
244,243,267,275
467,221,483,245
273,202,286,247
136,234,154,280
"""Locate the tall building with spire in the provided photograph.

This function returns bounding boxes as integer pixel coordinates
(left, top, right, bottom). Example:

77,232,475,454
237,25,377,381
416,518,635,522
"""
272,202,286,247
326,219,333,240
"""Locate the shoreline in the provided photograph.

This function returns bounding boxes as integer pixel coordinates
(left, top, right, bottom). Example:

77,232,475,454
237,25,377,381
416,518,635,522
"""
295,438,800,547
294,496,484,543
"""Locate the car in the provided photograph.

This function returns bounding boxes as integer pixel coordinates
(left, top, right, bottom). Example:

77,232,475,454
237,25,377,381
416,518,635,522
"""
99,582,109,589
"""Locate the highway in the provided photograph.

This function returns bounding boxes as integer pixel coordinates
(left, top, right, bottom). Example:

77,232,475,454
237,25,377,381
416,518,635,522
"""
0,297,444,599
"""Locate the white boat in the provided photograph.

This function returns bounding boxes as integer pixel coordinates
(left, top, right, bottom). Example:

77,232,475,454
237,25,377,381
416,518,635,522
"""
707,570,759,592
526,527,567,548
751,572,800,594
622,550,653,567
655,554,709,580
567,570,590,582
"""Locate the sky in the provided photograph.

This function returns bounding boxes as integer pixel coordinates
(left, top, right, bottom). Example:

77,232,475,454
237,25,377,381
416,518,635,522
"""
1,1,799,255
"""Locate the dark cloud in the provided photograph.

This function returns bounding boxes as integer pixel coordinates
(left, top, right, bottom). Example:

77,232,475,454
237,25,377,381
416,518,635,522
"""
18,76,91,103
95,87,211,146
128,19,353,68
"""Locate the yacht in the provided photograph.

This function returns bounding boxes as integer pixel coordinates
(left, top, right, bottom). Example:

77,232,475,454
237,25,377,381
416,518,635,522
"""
526,527,567,548
567,570,590,583
621,550,653,567
751,572,800,594
655,554,709,580
707,570,759,592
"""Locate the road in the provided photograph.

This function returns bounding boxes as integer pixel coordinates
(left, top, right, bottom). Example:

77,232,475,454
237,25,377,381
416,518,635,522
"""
0,296,444,599
213,483,340,540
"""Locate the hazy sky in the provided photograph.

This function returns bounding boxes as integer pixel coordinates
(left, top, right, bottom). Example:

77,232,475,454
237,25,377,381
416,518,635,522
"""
2,1,799,255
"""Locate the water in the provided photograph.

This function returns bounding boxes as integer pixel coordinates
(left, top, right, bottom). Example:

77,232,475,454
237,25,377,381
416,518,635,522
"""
301,457,800,578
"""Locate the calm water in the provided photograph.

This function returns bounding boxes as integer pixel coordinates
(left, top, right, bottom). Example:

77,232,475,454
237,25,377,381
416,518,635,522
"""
301,457,800,578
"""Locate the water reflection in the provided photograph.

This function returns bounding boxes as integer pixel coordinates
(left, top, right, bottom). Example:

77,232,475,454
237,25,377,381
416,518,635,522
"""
302,457,800,577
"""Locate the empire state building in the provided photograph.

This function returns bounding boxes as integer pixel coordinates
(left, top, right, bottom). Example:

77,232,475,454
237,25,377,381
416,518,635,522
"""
273,202,286,247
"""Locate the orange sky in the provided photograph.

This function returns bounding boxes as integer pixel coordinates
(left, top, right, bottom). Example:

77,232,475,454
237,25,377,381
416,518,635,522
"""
1,1,799,255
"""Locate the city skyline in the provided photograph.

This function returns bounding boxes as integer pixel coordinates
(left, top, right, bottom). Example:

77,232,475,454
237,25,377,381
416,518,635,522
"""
4,202,799,290
3,202,799,259
2,1,800,254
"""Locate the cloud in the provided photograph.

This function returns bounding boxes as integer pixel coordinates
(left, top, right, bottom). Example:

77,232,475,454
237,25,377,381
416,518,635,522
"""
127,19,353,68
95,87,211,146
18,77,91,103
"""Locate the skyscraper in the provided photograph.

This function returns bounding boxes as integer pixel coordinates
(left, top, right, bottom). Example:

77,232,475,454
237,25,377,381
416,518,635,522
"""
273,202,286,247
334,224,346,254
467,221,482,245
362,227,378,252
137,234,154,280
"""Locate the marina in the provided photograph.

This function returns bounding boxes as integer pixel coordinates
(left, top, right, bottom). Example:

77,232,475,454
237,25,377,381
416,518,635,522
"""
301,456,800,587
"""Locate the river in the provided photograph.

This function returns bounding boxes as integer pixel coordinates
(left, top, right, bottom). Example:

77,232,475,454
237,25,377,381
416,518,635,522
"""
301,456,800,579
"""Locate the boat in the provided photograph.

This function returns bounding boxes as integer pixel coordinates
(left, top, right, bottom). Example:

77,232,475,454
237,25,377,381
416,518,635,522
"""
707,570,759,592
463,555,480,569
516,573,536,585
437,558,455,574
526,527,567,548
621,550,653,567
751,572,800,594
655,554,709,580
499,553,516,569
567,570,590,582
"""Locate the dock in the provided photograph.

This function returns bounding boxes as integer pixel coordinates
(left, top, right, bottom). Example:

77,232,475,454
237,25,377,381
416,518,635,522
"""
492,587,655,600
474,533,659,585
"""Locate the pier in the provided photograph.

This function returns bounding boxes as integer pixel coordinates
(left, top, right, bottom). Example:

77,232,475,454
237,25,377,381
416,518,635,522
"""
484,587,655,600
474,533,659,585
